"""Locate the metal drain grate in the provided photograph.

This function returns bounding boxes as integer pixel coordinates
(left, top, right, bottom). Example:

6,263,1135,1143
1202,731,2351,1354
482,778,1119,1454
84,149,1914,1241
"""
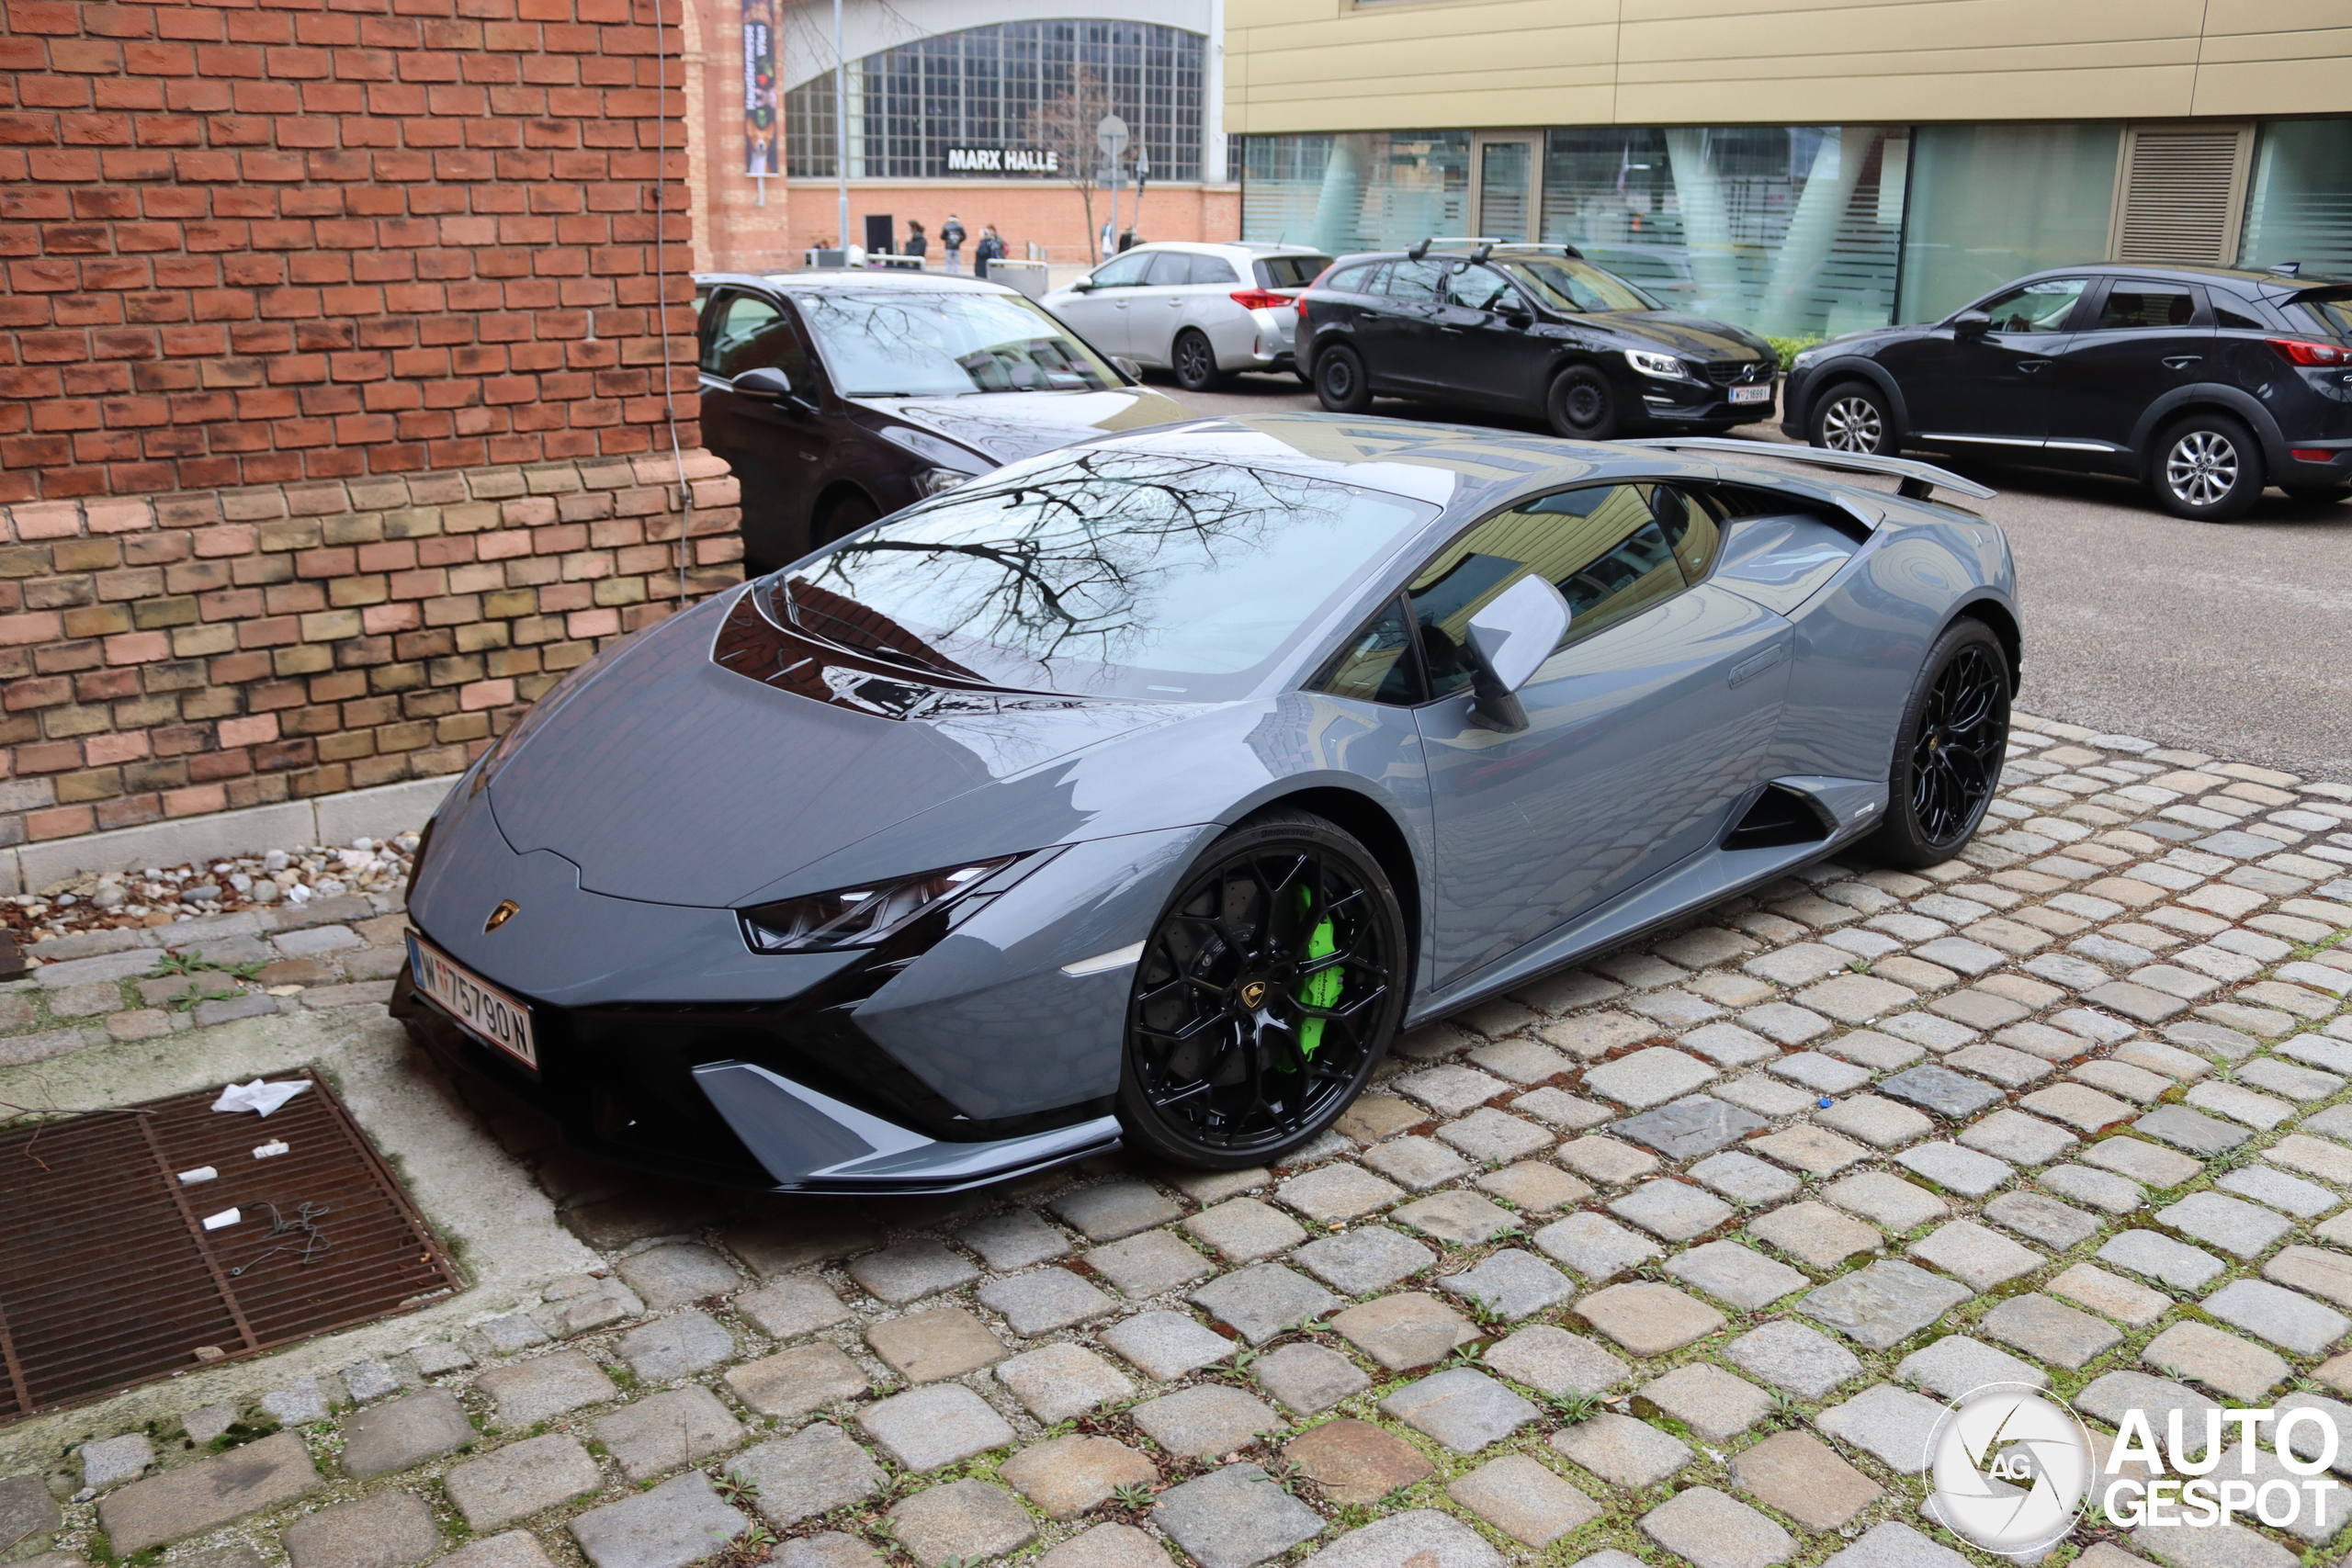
0,1076,461,1425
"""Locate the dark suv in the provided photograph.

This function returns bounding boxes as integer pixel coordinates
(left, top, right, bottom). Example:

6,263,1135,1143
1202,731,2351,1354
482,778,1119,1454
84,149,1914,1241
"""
1781,264,2352,520
1295,243,1778,439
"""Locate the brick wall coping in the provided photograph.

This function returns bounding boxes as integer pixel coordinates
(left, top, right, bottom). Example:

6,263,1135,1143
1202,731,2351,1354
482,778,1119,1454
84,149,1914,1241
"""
0,451,733,545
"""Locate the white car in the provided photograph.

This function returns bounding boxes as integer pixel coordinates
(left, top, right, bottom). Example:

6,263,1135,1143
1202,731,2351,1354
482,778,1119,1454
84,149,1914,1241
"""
1043,242,1330,391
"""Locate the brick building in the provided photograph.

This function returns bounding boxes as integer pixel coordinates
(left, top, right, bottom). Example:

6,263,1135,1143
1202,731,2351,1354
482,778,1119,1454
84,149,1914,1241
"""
0,0,741,863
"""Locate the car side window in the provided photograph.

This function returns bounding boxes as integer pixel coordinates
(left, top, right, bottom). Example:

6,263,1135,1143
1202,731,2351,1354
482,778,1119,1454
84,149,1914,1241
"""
1091,252,1154,288
1382,259,1444,303
1443,265,1518,312
1144,252,1193,287
2213,299,2267,331
1977,277,2088,333
1324,263,1384,295
1187,254,1240,286
1318,596,1425,705
1405,484,1697,700
2095,282,2199,330
707,293,809,383
1649,485,1719,581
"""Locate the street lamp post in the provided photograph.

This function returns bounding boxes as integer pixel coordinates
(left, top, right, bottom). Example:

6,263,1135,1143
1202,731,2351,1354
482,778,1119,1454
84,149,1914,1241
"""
834,0,848,258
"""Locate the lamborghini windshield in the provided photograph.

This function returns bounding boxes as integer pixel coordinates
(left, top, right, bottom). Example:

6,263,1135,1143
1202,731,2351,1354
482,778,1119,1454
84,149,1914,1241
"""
796,289,1122,397
777,451,1436,701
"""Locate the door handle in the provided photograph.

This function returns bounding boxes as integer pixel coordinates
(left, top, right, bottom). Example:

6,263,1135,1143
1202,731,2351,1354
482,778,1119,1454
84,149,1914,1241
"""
2163,355,2201,368
2018,361,2049,373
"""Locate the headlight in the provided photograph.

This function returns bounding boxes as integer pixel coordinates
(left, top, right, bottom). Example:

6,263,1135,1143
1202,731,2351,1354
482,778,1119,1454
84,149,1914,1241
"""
1791,348,1821,370
1624,349,1690,380
913,466,973,498
741,855,1029,953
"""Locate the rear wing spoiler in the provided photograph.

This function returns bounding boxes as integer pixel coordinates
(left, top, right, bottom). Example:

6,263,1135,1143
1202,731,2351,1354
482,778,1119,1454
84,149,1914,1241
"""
1620,436,1997,502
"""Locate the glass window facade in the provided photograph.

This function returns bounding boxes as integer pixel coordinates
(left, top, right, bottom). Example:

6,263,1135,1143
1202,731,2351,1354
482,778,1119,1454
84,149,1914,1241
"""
2239,118,2352,276
1238,132,1469,257
1241,116,2348,337
1897,122,2120,323
785,20,1204,183
1539,126,1905,337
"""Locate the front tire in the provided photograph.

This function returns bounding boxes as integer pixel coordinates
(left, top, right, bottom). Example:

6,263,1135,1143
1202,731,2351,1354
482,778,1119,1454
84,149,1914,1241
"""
1861,618,2011,869
1315,344,1372,413
814,491,878,547
1116,810,1405,1168
2151,412,2264,522
1810,380,1896,455
1545,365,1618,440
1172,330,1226,392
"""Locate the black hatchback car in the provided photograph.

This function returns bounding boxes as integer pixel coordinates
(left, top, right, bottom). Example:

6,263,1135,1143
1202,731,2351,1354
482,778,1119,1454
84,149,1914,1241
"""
1781,264,2352,521
1295,243,1779,439
696,271,1186,572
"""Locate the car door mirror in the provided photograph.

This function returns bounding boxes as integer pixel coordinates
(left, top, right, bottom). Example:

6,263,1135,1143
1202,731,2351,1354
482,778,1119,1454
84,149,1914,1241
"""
1069,278,1096,293
1952,310,1993,339
732,367,812,408
1463,575,1573,732
1111,357,1143,382
1501,308,1534,330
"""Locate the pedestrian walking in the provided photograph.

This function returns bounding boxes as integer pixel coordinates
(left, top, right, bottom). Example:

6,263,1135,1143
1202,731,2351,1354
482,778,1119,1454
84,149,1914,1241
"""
904,220,928,265
941,214,967,276
974,225,1004,280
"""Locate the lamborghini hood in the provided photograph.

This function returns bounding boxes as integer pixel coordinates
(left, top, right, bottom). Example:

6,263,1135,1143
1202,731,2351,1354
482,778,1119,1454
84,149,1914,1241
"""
484,591,1176,908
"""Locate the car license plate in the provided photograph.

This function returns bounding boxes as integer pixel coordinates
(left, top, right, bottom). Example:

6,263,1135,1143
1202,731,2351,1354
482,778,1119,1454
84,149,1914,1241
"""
1730,384,1772,404
408,933,538,1068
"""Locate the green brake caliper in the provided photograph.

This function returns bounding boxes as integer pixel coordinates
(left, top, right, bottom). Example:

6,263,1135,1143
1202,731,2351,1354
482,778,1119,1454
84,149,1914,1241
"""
1295,886,1342,1056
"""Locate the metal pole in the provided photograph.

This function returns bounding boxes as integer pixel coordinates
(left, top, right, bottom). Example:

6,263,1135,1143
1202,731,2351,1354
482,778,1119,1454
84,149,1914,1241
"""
833,0,848,256
1108,150,1119,262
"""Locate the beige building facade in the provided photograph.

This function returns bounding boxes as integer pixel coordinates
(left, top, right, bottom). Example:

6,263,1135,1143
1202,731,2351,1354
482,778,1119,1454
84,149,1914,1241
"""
1223,1,2352,333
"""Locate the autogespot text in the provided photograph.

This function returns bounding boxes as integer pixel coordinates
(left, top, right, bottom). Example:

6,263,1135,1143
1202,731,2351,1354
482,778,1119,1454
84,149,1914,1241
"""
2099,1407,2343,1530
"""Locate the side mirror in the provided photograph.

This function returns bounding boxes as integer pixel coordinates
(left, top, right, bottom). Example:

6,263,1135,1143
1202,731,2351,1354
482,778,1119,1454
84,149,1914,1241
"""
1069,278,1096,293
1502,309,1534,330
1952,310,1993,339
733,367,811,407
1111,357,1143,382
1463,575,1572,733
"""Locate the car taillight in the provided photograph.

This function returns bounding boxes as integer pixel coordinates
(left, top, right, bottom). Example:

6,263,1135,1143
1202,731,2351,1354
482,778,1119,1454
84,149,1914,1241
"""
1230,288,1289,311
2269,337,2349,367
2292,448,2339,462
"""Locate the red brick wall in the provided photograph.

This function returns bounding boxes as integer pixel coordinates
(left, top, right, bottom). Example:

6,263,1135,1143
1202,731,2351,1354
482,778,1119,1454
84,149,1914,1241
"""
0,0,704,506
0,456,741,846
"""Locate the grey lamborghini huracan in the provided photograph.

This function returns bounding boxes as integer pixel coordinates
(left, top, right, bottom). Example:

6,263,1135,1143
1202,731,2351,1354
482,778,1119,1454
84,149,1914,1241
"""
393,415,2019,1193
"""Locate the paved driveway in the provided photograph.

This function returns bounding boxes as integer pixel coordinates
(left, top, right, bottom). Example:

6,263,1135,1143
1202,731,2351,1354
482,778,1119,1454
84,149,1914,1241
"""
1162,375,2352,778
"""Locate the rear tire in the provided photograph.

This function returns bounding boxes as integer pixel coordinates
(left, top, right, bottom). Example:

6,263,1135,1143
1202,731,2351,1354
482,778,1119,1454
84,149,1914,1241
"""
1115,809,1405,1169
1545,365,1618,440
1810,380,1897,455
1860,618,2011,869
1315,344,1372,413
2150,412,2264,522
1171,330,1226,392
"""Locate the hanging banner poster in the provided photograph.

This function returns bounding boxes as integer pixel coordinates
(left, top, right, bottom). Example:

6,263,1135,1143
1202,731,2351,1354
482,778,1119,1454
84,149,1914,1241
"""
743,0,778,176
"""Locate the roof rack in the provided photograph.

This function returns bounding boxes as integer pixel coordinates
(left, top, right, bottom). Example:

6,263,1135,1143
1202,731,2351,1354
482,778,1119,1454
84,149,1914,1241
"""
1620,436,1997,502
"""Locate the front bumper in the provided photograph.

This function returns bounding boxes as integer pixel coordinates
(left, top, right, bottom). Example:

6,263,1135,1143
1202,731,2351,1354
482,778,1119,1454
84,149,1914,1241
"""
1636,377,1777,426
394,964,1121,1194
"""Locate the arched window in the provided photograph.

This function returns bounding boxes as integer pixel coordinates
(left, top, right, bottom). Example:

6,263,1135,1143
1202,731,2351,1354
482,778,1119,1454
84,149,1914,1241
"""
785,19,1204,183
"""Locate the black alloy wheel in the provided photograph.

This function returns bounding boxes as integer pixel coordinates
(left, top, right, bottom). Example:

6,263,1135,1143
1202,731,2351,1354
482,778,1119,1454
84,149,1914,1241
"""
2150,412,2264,522
1172,330,1225,392
815,491,879,547
1811,381,1894,455
1315,344,1372,413
1863,618,2011,868
1545,365,1618,440
1117,811,1405,1168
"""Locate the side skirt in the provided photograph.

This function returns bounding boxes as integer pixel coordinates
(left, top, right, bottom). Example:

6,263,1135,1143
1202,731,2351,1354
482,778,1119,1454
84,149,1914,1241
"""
1404,774,1886,1030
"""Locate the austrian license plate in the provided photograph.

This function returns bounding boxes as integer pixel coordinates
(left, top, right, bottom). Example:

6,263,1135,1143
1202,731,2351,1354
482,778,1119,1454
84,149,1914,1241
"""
1730,384,1772,404
408,933,538,1068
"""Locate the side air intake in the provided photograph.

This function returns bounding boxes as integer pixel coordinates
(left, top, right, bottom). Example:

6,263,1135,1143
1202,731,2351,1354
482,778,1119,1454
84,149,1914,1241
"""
1723,784,1832,852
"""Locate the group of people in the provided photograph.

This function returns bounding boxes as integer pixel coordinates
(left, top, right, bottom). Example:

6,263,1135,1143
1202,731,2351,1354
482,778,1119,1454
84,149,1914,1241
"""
900,216,1006,277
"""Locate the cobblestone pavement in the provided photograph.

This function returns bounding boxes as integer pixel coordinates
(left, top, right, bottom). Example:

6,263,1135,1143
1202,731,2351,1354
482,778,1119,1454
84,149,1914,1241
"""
6,712,2352,1568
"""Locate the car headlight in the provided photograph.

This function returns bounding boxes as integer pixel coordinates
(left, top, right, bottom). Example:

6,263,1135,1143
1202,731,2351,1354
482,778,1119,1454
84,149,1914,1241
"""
1791,347,1821,370
913,466,974,498
1624,349,1690,380
740,854,1039,953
